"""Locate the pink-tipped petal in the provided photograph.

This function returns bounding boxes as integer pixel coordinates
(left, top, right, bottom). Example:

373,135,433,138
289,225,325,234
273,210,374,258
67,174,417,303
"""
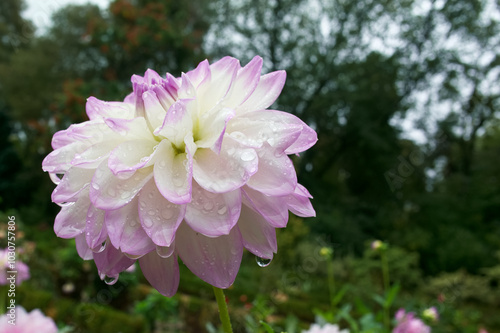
238,204,277,259
105,197,156,256
90,160,153,210
287,184,316,217
285,121,318,154
86,97,135,120
238,70,286,113
139,251,180,297
93,244,135,278
200,57,239,113
138,179,185,247
193,136,258,193
242,186,289,228
246,148,297,196
224,56,263,108
154,99,194,148
185,182,241,237
186,59,211,88
176,222,243,289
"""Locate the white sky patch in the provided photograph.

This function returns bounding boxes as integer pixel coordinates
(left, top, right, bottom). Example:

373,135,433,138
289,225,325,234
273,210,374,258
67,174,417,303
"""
24,0,110,34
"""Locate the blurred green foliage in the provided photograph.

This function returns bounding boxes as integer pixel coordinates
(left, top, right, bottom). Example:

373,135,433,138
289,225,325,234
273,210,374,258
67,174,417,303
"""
0,0,499,331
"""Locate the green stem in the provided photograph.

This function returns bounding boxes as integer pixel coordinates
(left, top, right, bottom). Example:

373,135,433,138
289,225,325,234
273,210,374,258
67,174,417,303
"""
0,285,6,315
212,286,233,333
381,249,390,330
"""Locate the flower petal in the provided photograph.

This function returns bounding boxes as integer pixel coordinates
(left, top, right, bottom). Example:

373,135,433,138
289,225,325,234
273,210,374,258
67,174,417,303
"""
242,186,289,228
154,99,194,148
224,56,263,108
142,90,167,131
138,179,185,247
86,97,135,120
286,184,316,217
93,244,135,278
237,204,277,259
193,135,258,193
176,222,243,289
139,251,179,297
237,70,286,113
85,204,107,250
105,197,156,256
153,139,193,205
199,57,239,113
186,59,211,88
75,233,93,260
51,167,94,203
53,191,90,238
185,182,241,237
108,139,157,176
90,160,153,210
246,148,297,196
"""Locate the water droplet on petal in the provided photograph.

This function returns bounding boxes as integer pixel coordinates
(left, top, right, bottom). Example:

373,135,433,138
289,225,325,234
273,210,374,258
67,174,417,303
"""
104,275,119,285
94,240,107,253
107,188,116,197
159,160,166,168
256,256,272,267
217,205,227,215
120,191,131,199
240,151,255,162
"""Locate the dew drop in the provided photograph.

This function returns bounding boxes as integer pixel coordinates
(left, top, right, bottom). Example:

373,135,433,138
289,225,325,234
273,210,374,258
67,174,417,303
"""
217,205,227,215
256,257,272,267
104,275,119,285
96,241,107,253
203,201,214,211
161,208,174,220
147,209,155,216
107,188,116,197
120,191,131,199
159,160,166,168
241,151,255,162
156,245,173,258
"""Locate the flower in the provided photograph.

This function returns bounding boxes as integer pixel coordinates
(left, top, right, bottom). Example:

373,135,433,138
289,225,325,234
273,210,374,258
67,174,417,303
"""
393,309,431,333
42,56,317,296
0,306,58,333
371,240,386,251
421,306,438,323
303,323,349,333
0,249,30,285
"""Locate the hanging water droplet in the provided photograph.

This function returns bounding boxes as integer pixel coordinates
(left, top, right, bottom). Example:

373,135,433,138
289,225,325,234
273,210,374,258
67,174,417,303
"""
156,245,173,258
94,240,107,253
255,256,272,267
104,275,119,285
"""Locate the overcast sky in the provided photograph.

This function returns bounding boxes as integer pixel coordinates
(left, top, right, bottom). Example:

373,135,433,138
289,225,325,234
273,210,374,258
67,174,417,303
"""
24,0,110,33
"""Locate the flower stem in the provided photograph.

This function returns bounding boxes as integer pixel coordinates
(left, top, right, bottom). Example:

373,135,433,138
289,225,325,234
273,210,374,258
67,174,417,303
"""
212,286,233,333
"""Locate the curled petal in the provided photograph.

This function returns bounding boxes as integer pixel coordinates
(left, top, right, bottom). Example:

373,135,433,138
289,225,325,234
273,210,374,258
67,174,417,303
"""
93,244,135,278
238,204,277,259
153,139,193,205
138,180,185,247
242,186,289,228
237,70,286,114
185,181,241,237
106,197,156,256
176,222,243,289
286,184,316,217
193,136,258,193
108,139,157,176
71,140,123,169
90,160,153,210
139,251,179,297
53,191,90,238
51,167,94,203
85,205,107,250
247,148,297,196
75,233,93,260
142,90,167,131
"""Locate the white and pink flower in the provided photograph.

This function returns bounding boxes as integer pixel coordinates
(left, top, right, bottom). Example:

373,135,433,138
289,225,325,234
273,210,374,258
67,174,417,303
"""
42,56,317,296
0,306,58,333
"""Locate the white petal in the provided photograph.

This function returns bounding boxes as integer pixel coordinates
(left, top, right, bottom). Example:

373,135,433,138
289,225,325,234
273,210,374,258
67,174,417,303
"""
224,56,263,108
185,181,241,237
142,90,168,131
108,139,157,176
153,140,193,204
86,97,135,120
242,186,289,228
238,204,277,259
85,204,107,250
51,167,94,203
138,179,185,247
237,70,286,114
193,135,258,193
53,190,90,238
